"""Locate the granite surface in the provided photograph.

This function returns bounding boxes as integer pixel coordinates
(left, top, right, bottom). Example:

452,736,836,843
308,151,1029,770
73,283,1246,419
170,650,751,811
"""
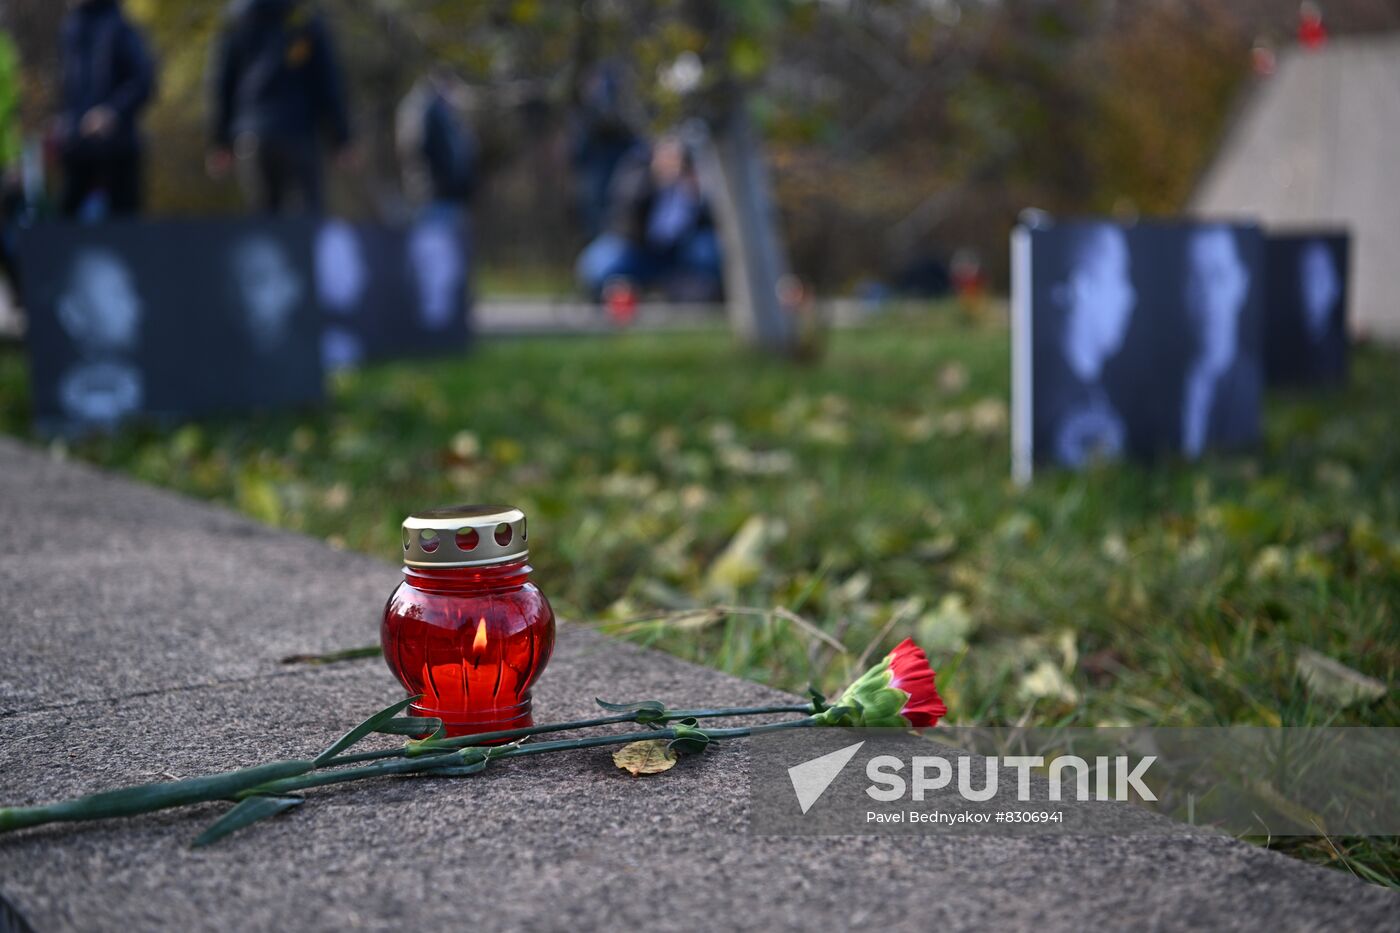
0,437,1393,931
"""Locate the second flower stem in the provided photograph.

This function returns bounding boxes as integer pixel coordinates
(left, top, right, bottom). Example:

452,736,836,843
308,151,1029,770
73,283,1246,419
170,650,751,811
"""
321,703,813,768
245,716,821,799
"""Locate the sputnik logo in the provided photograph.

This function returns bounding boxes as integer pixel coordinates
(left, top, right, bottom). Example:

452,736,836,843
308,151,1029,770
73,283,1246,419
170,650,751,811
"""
788,741,865,814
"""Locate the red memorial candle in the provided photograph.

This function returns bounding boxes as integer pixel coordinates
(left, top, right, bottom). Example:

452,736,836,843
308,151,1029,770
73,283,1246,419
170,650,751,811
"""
382,506,555,737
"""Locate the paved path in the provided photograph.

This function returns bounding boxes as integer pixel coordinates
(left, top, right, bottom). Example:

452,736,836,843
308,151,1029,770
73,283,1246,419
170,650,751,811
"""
0,297,875,342
0,437,1392,931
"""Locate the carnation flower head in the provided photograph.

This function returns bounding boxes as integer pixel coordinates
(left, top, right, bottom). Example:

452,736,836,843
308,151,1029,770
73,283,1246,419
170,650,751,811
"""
817,638,947,728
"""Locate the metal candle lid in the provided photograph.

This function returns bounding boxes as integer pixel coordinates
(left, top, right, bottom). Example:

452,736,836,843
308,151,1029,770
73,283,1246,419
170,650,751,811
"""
401,504,528,568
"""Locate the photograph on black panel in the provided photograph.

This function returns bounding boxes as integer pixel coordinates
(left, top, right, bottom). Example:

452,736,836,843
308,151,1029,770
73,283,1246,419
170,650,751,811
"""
1023,220,1263,471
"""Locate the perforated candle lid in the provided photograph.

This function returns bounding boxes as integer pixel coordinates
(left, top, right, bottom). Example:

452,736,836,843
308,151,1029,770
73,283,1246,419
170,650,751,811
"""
402,504,528,567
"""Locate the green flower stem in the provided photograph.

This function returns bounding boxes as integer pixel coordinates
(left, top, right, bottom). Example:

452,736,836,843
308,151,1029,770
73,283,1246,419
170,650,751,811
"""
321,703,813,768
452,715,822,762
0,759,315,834
243,716,823,798
236,751,469,798
0,705,818,835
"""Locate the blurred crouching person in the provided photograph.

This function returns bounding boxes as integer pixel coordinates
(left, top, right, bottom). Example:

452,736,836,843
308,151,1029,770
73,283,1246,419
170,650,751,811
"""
397,68,476,339
55,0,155,220
207,0,351,214
575,135,722,307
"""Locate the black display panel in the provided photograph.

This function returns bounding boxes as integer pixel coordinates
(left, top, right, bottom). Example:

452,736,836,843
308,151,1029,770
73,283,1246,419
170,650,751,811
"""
1263,232,1349,387
315,213,471,370
21,219,323,434
1012,220,1265,478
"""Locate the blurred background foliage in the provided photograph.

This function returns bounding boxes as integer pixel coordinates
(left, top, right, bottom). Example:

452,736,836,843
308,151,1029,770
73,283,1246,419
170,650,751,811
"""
8,0,1400,291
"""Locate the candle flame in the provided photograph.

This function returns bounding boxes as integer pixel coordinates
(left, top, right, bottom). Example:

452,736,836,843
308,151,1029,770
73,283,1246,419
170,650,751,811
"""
472,618,488,652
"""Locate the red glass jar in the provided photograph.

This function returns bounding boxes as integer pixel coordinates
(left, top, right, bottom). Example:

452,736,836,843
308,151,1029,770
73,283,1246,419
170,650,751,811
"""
382,505,555,737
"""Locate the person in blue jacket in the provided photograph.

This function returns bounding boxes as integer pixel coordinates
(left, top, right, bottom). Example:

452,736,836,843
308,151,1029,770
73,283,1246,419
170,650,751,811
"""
207,0,351,214
56,0,156,219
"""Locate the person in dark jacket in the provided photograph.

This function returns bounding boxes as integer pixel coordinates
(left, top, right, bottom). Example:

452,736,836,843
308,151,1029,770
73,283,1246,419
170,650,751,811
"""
396,68,477,208
207,0,351,214
568,60,640,238
55,0,156,219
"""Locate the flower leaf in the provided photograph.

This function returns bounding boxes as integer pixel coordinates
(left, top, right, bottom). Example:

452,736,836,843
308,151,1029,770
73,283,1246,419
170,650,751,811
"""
595,697,666,712
404,737,452,757
612,739,677,776
315,696,420,765
374,716,445,739
666,723,711,756
190,795,303,848
595,697,667,722
419,758,490,778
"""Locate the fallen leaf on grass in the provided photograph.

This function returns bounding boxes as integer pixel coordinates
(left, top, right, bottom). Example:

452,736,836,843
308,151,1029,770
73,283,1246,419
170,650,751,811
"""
916,594,976,653
1017,660,1079,705
1296,649,1386,708
705,515,785,594
613,740,677,776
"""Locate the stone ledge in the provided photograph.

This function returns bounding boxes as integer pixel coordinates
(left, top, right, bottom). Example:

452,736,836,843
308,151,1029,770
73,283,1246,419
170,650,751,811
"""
0,437,1393,931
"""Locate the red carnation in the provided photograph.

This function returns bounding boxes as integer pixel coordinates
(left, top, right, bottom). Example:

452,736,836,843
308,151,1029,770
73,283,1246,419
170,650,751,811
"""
818,637,948,728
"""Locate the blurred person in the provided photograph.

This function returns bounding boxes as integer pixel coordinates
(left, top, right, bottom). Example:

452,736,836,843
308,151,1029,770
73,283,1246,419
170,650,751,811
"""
396,68,474,336
0,30,23,294
1046,224,1136,467
56,247,144,425
575,135,722,305
950,248,988,319
54,0,156,220
397,67,477,212
1181,226,1255,459
207,0,351,214
569,60,641,238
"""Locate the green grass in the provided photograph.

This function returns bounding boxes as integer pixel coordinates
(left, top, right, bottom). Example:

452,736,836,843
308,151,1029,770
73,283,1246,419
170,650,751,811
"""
2,307,1396,879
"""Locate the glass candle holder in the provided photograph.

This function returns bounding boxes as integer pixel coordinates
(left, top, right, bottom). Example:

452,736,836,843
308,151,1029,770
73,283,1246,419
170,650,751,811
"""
382,505,555,737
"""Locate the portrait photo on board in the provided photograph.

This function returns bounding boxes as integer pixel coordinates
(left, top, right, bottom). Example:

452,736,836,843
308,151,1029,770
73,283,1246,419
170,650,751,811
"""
313,213,471,371
1263,232,1349,387
21,219,323,434
1012,219,1264,480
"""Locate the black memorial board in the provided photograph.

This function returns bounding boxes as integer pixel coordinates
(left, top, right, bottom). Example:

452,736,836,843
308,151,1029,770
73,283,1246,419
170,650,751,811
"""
1262,231,1349,387
315,213,471,370
20,219,322,434
1012,220,1264,480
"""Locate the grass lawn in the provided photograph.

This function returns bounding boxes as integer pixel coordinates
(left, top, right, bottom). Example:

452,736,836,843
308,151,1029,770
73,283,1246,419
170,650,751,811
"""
2,306,1396,880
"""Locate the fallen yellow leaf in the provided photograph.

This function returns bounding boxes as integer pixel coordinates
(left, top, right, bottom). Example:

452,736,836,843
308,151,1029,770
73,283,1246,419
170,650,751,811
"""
612,739,677,776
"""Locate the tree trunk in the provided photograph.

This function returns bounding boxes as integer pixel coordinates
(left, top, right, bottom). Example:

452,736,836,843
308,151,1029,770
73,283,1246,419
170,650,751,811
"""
687,109,799,357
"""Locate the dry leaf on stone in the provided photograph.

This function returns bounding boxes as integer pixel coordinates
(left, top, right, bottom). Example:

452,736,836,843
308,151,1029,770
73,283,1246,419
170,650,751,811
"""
613,739,678,776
